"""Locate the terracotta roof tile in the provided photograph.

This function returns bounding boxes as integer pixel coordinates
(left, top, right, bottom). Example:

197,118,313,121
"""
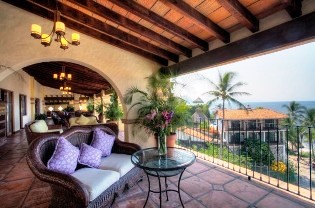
216,108,288,120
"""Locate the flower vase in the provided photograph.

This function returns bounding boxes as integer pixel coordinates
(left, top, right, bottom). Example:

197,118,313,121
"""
157,134,167,155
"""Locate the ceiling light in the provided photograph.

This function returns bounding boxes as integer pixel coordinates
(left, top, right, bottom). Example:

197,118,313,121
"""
30,2,80,50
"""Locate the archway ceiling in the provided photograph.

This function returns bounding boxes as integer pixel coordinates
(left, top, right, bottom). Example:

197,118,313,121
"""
4,0,302,67
23,62,112,96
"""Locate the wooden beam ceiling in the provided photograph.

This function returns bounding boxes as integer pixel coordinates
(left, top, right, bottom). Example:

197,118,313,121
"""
108,0,209,51
23,62,112,96
29,0,175,64
68,0,192,58
216,0,259,33
285,0,303,18
160,0,230,43
165,11,315,76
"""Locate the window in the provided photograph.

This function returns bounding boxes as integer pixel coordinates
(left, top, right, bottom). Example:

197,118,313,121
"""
20,94,27,116
247,120,257,130
230,121,241,130
265,119,276,129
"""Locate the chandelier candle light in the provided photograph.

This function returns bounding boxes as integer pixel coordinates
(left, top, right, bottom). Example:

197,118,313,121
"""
54,66,72,95
30,5,80,50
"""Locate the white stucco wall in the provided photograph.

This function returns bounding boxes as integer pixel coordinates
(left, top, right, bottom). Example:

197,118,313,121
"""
0,71,44,131
0,1,160,147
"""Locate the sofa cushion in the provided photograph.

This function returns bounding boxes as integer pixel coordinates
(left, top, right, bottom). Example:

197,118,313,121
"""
76,115,90,125
30,120,48,133
99,153,134,177
91,129,115,157
87,116,98,125
78,143,102,168
71,168,120,201
47,137,79,174
69,117,78,126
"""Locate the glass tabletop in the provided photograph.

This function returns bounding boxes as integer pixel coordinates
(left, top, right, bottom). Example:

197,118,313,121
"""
131,147,196,172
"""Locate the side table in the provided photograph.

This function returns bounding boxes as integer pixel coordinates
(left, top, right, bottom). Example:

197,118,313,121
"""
131,148,196,208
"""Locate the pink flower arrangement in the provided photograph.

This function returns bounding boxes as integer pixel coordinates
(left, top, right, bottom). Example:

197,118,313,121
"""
142,109,174,136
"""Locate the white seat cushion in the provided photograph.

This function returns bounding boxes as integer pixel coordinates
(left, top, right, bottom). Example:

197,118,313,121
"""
71,168,120,201
99,153,134,177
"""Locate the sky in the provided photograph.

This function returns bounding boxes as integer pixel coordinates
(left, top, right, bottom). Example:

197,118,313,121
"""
173,41,315,104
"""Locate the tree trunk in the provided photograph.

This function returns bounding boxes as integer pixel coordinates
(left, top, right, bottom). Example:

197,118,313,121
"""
220,100,225,160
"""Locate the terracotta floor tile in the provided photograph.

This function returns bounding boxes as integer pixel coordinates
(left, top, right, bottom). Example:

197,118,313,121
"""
198,190,249,208
0,158,21,166
186,161,211,175
4,163,34,181
149,183,192,207
198,169,235,185
256,193,307,208
23,202,50,208
0,191,28,208
0,178,33,196
180,176,213,198
112,192,156,208
23,186,52,208
31,178,50,190
184,199,207,208
1,152,25,160
167,170,193,183
0,164,14,174
224,179,269,204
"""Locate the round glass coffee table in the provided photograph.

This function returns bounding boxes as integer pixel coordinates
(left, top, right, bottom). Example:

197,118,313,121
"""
131,147,196,208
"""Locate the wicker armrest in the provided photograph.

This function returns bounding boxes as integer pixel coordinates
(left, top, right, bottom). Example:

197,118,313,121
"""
26,136,90,207
113,140,141,155
48,124,63,130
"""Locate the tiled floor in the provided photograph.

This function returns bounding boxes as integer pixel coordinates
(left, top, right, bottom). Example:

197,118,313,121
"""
0,131,314,208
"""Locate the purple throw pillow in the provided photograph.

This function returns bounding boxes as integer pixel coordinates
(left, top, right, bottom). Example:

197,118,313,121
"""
47,137,79,174
91,129,115,157
78,143,102,168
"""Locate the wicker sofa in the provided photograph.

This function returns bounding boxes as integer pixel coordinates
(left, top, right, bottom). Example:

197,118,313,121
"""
26,125,143,208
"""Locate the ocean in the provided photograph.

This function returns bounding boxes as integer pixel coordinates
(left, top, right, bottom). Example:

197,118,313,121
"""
242,101,315,114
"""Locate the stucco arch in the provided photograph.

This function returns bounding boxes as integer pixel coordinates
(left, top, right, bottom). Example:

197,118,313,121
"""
7,57,129,114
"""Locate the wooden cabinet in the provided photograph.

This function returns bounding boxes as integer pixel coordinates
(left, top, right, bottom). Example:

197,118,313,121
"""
0,102,6,141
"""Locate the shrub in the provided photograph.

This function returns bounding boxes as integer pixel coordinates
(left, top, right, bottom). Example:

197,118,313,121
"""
242,138,275,165
271,161,287,173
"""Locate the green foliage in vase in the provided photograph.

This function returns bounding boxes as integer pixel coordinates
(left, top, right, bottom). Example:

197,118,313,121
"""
86,98,94,113
35,113,47,120
104,90,123,121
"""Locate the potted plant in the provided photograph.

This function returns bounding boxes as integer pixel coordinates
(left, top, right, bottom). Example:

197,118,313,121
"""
166,96,191,147
124,71,178,152
104,90,123,123
86,98,94,113
95,97,105,122
35,113,47,120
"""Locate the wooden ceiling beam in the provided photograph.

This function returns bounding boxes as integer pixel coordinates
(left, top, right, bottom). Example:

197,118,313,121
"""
68,0,192,58
284,0,302,18
25,64,109,88
166,11,315,75
5,0,168,65
108,0,209,51
160,0,230,43
30,0,178,63
217,0,259,33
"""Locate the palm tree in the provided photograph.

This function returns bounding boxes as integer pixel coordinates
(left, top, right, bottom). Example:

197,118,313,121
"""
282,101,306,152
203,71,250,157
302,108,315,162
282,101,306,124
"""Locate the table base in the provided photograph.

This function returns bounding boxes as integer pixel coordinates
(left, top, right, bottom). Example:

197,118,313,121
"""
143,168,186,208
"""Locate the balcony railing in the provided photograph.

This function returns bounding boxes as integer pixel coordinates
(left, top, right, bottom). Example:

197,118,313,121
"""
176,119,315,201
